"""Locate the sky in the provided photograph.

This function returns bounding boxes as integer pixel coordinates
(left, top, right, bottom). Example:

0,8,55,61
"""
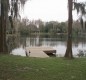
21,0,86,22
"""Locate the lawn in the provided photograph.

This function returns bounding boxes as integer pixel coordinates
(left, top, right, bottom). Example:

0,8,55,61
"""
0,54,86,80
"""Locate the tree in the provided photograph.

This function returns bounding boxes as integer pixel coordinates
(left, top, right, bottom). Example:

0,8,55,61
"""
64,0,73,58
0,0,9,53
64,0,86,58
0,0,27,53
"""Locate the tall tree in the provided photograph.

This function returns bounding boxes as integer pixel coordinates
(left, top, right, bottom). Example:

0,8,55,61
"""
64,0,86,58
64,0,73,58
0,0,9,53
0,0,27,53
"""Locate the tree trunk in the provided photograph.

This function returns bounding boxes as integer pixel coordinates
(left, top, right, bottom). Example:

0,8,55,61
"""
0,0,8,53
64,0,73,58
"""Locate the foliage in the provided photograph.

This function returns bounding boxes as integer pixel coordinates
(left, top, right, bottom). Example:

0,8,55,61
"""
9,0,27,18
73,1,86,28
72,21,81,37
19,27,30,36
73,1,86,15
18,18,86,37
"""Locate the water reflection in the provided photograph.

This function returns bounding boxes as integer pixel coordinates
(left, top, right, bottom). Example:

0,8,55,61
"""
7,36,20,53
27,37,86,57
10,35,86,57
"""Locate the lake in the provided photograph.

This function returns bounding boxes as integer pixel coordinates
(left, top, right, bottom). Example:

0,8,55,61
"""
11,36,86,57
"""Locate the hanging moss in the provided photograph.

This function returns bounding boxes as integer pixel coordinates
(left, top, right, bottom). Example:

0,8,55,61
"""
80,18,83,29
10,0,27,18
9,16,13,29
85,21,86,30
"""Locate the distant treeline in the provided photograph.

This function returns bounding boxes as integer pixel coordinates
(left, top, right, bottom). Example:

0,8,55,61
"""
7,19,86,37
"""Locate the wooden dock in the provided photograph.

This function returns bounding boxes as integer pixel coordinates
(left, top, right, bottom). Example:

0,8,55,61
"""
26,47,56,58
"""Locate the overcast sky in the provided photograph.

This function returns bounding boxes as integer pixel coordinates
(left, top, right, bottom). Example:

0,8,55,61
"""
21,0,86,22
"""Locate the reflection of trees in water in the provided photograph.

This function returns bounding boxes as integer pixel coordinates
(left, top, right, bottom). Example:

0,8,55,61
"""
6,35,86,52
20,37,26,47
73,37,86,47
27,37,67,47
6,36,27,53
7,36,20,52
26,35,86,47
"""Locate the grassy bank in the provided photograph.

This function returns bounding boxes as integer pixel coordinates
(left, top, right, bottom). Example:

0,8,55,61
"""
0,55,86,80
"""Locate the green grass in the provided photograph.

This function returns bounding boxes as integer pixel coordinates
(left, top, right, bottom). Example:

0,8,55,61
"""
0,55,86,80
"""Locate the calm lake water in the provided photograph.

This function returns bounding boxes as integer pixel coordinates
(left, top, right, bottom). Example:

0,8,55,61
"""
26,37,86,56
11,36,86,57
